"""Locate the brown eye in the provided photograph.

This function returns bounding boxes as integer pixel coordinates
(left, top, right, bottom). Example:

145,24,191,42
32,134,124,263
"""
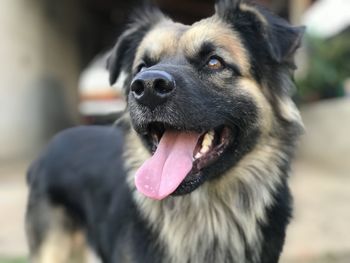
207,57,224,70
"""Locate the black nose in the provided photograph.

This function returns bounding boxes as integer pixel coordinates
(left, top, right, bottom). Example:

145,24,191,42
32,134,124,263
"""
130,70,175,110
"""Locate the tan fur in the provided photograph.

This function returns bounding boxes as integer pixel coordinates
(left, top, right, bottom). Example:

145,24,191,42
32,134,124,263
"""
27,205,101,263
277,96,303,124
134,21,188,69
36,231,86,263
261,75,304,125
29,206,88,263
236,78,274,133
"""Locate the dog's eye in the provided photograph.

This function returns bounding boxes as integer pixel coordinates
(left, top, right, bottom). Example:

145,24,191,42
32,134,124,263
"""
206,56,224,70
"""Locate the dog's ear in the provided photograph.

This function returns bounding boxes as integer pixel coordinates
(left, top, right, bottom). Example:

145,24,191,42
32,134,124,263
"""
107,7,166,87
215,1,304,64
215,0,241,19
262,11,305,64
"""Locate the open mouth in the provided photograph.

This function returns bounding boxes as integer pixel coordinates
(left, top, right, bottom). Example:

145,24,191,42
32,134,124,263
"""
147,123,232,172
135,122,234,200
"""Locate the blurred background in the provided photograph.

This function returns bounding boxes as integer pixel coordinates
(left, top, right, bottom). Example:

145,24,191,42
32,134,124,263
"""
0,0,349,262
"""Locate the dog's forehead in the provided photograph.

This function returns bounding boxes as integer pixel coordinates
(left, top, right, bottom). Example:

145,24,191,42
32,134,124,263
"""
135,17,250,73
134,21,188,63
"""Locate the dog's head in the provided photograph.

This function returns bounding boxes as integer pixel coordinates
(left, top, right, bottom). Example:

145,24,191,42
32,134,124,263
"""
108,0,304,200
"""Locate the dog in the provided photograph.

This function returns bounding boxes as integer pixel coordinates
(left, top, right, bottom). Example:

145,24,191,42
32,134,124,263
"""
26,0,304,262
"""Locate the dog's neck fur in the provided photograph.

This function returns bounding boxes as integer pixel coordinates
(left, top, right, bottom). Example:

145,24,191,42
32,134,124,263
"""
122,124,292,263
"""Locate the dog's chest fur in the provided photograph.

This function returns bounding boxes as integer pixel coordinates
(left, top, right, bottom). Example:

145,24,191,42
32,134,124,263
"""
134,185,266,263
123,129,288,263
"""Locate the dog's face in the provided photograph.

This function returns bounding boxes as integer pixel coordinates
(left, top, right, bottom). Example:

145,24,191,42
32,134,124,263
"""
108,0,304,200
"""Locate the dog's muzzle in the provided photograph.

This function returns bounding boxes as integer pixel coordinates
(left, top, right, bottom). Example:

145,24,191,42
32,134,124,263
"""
130,70,176,110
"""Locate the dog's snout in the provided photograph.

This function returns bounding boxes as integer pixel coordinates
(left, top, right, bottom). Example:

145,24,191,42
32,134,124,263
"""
130,70,175,110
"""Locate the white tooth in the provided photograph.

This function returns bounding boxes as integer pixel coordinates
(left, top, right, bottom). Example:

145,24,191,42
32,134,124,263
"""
200,145,210,154
195,152,202,159
202,140,210,148
202,133,213,147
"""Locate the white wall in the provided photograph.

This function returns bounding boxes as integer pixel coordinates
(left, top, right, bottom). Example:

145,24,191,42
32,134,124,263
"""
0,0,80,161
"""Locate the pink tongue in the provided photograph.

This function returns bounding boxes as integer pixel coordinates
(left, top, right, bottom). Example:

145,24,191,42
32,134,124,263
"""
135,131,200,200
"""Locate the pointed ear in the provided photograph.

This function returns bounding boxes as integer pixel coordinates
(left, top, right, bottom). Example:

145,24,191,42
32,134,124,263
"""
107,27,143,86
107,7,166,86
215,0,242,19
214,1,305,65
265,15,305,63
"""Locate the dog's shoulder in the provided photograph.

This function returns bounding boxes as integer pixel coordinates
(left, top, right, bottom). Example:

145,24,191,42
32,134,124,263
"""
28,125,124,181
27,125,130,210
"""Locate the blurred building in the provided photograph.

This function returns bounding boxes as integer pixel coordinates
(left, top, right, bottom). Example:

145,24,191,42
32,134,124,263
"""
0,0,312,161
78,53,126,125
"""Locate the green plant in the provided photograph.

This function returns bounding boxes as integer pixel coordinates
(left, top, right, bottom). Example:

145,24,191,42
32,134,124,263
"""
297,30,350,102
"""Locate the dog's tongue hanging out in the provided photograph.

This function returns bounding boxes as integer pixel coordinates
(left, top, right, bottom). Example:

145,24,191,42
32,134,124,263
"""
135,131,200,200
